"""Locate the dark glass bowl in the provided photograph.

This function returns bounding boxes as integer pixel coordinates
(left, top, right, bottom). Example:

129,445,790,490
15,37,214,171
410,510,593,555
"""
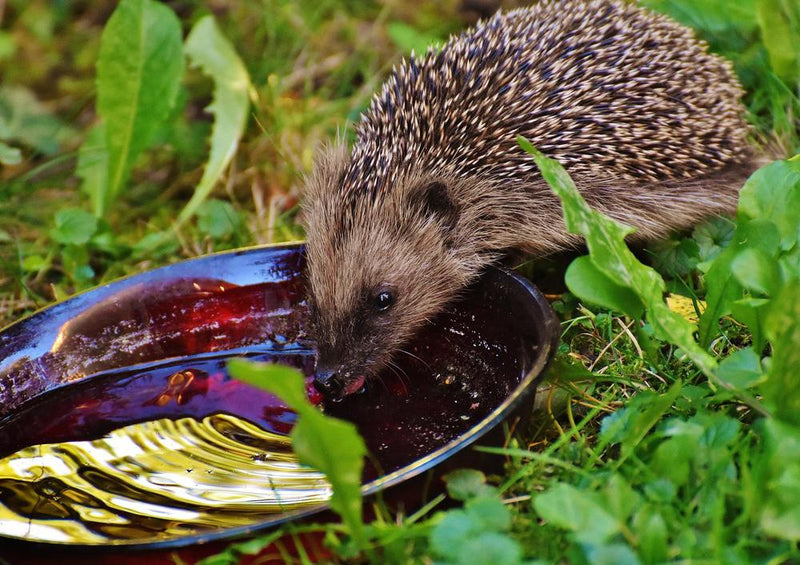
0,243,558,562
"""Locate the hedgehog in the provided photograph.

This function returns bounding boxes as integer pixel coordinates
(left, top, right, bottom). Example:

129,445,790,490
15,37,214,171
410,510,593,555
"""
302,0,752,399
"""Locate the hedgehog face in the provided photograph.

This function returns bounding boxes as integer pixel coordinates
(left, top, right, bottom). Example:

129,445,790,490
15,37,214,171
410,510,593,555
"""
304,173,467,399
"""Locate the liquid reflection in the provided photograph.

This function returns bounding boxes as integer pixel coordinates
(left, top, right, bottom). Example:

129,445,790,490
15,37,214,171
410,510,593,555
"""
0,414,330,544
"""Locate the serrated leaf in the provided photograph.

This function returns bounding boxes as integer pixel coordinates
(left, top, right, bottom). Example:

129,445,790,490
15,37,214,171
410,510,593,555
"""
50,208,98,245
96,0,184,216
520,138,719,380
227,359,366,543
177,15,251,226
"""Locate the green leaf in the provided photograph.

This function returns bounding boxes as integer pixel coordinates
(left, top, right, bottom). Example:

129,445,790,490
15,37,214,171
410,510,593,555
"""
756,0,800,82
227,359,309,412
762,284,800,426
454,532,523,565
603,474,641,523
0,85,75,155
431,510,476,559
176,15,251,227
730,297,771,352
693,216,735,263
76,124,109,216
534,483,620,545
0,141,21,165
226,359,366,543
716,347,764,389
737,159,800,249
731,247,780,296
196,199,242,239
466,496,511,532
633,507,667,565
565,256,644,318
444,469,494,501
585,543,642,565
50,208,98,245
96,0,184,216
520,138,719,381
699,219,779,346
599,382,682,460
21,254,47,272
755,419,800,540
387,22,442,55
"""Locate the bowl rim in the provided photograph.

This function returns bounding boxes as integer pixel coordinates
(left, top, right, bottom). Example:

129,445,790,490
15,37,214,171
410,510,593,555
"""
0,242,560,552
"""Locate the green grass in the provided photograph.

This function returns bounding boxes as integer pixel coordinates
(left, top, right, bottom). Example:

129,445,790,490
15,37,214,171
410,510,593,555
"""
1,1,799,563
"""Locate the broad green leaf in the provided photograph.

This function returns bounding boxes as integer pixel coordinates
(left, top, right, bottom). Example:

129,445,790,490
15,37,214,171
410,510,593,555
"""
196,199,242,239
693,216,735,263
737,158,800,249
293,412,366,540
699,219,779,346
227,359,309,413
466,496,511,531
226,359,366,543
584,543,642,565
762,285,800,426
444,469,494,501
756,0,800,82
454,532,523,565
534,483,620,544
387,22,441,55
731,247,779,296
430,510,475,559
177,15,251,226
716,347,764,389
603,474,641,523
755,419,800,540
96,0,183,216
50,208,98,245
565,256,644,318
0,141,21,165
76,124,108,216
641,0,757,34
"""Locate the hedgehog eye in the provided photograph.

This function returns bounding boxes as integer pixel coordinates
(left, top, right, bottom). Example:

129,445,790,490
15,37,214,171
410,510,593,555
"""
373,289,396,313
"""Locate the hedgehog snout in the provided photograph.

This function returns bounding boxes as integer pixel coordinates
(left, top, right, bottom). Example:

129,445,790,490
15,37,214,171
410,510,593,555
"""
313,364,367,400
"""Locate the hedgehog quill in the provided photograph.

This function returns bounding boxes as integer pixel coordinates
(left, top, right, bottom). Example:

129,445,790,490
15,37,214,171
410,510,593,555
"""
303,0,753,399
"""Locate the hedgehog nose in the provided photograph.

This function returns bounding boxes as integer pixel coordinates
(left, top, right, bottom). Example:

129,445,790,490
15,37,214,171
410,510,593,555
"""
313,368,344,399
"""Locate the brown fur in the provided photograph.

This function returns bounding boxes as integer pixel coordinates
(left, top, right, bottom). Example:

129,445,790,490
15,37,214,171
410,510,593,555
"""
302,0,754,396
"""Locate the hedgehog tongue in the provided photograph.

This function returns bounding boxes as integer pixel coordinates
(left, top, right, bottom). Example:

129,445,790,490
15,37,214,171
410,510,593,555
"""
344,375,367,396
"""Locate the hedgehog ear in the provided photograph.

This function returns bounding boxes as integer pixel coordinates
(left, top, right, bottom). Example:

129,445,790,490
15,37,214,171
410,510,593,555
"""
419,180,459,233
